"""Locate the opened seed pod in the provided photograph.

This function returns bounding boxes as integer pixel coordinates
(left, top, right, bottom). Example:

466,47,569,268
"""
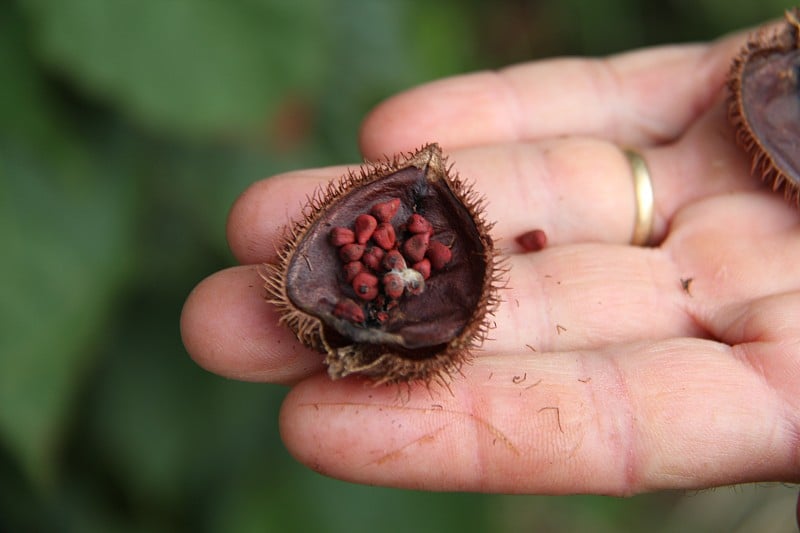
728,8,800,202
264,144,502,384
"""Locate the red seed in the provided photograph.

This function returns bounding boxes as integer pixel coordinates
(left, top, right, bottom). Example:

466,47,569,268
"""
407,213,432,234
333,298,364,323
354,214,378,244
382,249,407,271
412,258,431,280
343,261,364,282
403,232,430,263
516,229,547,252
330,227,355,247
371,222,396,250
426,241,452,270
361,246,385,271
352,272,378,300
383,272,404,299
339,243,365,262
371,198,401,222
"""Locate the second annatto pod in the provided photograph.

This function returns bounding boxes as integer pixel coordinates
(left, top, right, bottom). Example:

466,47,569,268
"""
264,143,503,384
728,8,800,202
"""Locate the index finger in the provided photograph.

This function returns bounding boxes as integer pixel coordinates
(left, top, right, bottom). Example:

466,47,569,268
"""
359,32,748,158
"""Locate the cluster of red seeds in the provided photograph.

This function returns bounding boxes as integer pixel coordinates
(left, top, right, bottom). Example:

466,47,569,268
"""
329,198,453,324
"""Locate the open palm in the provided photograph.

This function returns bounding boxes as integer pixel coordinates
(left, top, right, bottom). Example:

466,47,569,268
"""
181,29,800,495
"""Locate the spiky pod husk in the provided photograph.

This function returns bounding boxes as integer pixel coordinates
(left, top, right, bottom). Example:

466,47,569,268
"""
727,8,800,203
263,144,504,385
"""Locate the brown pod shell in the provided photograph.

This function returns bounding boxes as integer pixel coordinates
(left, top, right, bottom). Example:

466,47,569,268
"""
263,143,503,385
728,8,800,202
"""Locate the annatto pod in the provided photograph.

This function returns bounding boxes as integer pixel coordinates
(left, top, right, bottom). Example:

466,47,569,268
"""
263,143,502,384
728,8,800,202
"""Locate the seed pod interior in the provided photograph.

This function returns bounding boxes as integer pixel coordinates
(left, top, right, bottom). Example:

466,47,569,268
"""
265,144,501,384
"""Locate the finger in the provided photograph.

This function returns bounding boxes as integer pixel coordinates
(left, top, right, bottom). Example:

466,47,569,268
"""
359,32,748,158
280,339,799,493
449,193,800,356
192,194,799,383
180,243,693,384
180,265,324,383
228,107,757,266
440,105,758,248
710,291,800,415
226,166,349,265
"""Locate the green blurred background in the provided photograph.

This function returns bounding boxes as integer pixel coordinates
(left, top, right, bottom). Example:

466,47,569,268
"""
1,0,798,531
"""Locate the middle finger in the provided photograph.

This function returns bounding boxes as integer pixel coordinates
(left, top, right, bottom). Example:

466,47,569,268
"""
228,113,755,265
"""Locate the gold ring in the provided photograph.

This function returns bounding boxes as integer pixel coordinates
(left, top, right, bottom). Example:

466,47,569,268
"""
623,148,654,246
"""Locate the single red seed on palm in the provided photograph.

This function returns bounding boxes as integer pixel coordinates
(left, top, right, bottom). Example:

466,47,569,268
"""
333,298,364,323
426,241,452,270
516,229,547,252
403,232,430,263
382,249,407,271
352,272,378,300
330,227,355,247
407,213,432,234
354,214,378,244
343,261,364,282
361,246,385,271
339,243,365,262
412,258,431,280
371,198,401,222
371,222,396,250
383,272,404,299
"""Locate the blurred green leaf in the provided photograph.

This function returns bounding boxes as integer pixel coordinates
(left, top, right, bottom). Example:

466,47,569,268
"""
0,2,64,148
0,139,137,487
82,303,288,509
20,0,329,137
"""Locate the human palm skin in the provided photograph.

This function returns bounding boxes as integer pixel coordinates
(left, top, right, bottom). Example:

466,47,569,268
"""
181,26,800,496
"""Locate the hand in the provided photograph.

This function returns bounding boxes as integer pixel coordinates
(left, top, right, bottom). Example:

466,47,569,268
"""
180,29,800,495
